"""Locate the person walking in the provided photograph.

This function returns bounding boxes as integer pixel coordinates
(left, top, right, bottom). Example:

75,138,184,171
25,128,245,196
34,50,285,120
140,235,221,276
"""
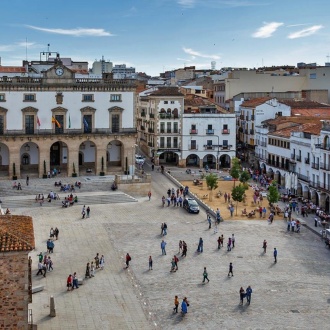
94,253,100,269
161,240,167,255
85,262,91,278
227,237,232,251
47,256,53,272
149,256,153,270
179,240,183,253
90,262,95,277
262,207,267,218
229,205,234,217
72,272,79,289
67,274,73,291
36,262,45,277
148,191,151,201
207,214,212,229
181,241,187,257
82,205,86,219
217,236,221,249
99,255,105,270
161,223,164,236
86,206,90,218
173,295,179,313
214,221,218,234
231,234,235,248
163,223,168,236
197,237,203,253
54,227,59,240
202,267,210,283
26,175,29,186
125,253,131,268
273,248,278,263
228,262,234,277
174,255,179,271
239,287,245,305
263,240,267,253
246,286,253,304
162,196,165,207
181,297,189,315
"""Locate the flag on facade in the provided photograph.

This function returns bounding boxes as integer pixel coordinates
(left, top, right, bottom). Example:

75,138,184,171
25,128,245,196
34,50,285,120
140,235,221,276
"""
52,116,61,128
83,117,89,130
37,116,41,127
68,114,71,128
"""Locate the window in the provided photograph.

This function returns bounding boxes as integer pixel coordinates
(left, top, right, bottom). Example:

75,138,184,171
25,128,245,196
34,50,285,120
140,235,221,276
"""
55,115,64,134
160,137,165,148
309,73,316,79
167,137,171,148
164,101,168,104
167,122,171,133
111,114,119,133
23,94,36,102
173,122,178,133
22,154,30,165
83,115,92,133
287,142,290,149
190,140,197,149
160,123,165,133
110,94,122,102
0,94,5,102
0,115,4,134
82,94,94,102
171,101,174,104
173,137,178,148
25,115,34,134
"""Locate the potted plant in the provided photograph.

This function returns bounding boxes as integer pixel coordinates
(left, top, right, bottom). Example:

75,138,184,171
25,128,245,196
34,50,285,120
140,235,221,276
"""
72,162,77,177
43,160,47,179
100,156,105,176
12,163,17,180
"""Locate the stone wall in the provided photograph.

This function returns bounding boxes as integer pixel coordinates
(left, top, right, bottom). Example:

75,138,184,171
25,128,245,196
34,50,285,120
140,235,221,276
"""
0,252,30,329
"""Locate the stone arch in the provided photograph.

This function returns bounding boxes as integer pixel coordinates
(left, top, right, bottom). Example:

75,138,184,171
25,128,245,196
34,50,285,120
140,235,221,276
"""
0,143,10,176
260,162,266,174
186,154,200,167
20,142,39,176
311,190,319,206
296,182,302,196
275,170,281,186
78,140,96,173
158,150,179,165
172,108,179,118
324,135,330,149
219,154,231,168
50,141,68,171
267,167,274,179
107,140,123,170
302,184,309,199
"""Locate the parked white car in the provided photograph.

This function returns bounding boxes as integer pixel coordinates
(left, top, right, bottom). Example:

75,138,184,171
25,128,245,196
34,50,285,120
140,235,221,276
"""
135,155,145,165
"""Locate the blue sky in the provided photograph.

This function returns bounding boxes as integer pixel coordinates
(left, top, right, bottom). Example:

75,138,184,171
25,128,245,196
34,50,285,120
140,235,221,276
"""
1,0,329,76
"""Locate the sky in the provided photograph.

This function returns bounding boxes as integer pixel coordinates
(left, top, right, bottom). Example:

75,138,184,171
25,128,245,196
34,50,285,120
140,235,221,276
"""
1,0,330,76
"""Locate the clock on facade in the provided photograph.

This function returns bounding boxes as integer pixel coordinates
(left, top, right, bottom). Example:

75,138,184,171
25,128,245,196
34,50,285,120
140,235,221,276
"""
55,67,64,76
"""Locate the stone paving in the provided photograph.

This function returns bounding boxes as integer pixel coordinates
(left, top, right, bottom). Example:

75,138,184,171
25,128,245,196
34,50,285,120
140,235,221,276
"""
5,167,330,329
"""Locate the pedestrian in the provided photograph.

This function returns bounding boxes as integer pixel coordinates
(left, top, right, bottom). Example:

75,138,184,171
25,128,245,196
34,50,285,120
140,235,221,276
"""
85,262,91,278
94,253,100,269
291,219,296,232
228,193,231,203
174,255,179,270
259,206,262,218
231,234,235,248
47,256,53,271
72,272,79,289
161,223,164,236
36,262,45,277
197,237,203,253
214,221,218,234
26,175,29,186
82,205,86,219
224,192,228,203
314,217,318,227
262,239,267,253
181,297,189,315
239,287,245,305
179,240,183,253
228,262,233,277
202,267,210,283
90,262,95,277
287,219,291,231
167,196,171,207
229,205,234,217
207,214,212,229
37,252,43,263
246,286,253,304
227,237,232,251
216,208,221,223
217,236,221,249
50,227,54,238
163,222,167,236
170,258,176,272
54,227,59,240
162,196,165,207
99,255,105,270
173,295,179,313
262,207,267,218
86,206,90,218
161,240,167,255
67,274,73,291
273,248,277,263
148,191,151,201
149,256,153,270
220,234,224,247
125,253,131,268
181,241,187,257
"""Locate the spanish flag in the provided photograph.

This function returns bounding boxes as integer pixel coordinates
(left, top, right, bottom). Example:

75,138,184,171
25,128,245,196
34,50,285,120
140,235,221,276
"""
52,116,61,128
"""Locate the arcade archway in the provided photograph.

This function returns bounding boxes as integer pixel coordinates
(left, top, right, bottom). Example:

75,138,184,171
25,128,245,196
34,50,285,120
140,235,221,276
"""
219,154,231,168
186,154,200,167
20,142,39,176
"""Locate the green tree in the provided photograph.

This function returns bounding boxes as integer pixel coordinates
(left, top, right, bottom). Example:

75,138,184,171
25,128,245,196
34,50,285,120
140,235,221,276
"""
231,184,246,215
239,170,250,189
230,157,241,187
267,180,280,205
205,173,218,202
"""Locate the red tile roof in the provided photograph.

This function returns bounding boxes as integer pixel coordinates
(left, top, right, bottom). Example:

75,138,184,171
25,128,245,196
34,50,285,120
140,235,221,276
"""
270,121,322,137
291,108,330,116
240,97,273,108
281,100,330,109
0,216,35,252
149,87,184,97
0,66,26,73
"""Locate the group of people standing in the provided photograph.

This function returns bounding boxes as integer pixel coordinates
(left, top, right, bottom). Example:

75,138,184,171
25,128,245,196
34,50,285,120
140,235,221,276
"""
85,253,105,279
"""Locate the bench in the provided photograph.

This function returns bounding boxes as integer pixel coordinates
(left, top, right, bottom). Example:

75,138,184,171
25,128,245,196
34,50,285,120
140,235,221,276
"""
77,278,84,285
32,285,44,294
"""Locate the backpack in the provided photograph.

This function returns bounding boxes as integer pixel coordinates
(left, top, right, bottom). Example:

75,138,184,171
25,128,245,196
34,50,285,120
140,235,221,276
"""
128,256,132,261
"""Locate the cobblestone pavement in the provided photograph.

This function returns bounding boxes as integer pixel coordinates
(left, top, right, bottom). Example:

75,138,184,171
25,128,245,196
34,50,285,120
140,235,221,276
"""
7,169,330,329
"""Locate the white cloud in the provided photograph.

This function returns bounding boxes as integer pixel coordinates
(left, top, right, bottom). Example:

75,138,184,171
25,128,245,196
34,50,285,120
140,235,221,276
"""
0,45,15,52
177,0,196,8
183,47,220,60
252,22,283,38
26,25,114,37
287,25,323,39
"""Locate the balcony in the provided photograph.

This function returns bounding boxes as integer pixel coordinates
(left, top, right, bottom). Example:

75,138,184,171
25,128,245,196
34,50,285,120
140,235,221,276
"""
309,181,320,189
298,173,309,182
149,113,155,118
291,154,296,160
222,129,230,134
160,129,165,133
221,145,232,150
317,183,330,192
305,158,310,164
148,128,154,133
190,129,198,134
311,162,319,170
320,145,330,151
204,145,215,150
206,129,214,135
240,115,244,120
167,129,171,133
159,113,180,119
250,129,254,135
141,112,146,117
189,144,198,150
296,155,302,162
320,163,330,171
246,116,250,121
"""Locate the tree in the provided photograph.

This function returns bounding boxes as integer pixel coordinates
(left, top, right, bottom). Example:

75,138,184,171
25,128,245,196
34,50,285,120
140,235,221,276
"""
267,180,280,205
230,157,241,187
239,170,250,189
205,173,218,202
231,184,247,215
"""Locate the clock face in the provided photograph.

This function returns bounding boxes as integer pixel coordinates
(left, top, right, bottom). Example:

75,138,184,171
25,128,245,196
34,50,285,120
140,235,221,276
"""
55,67,64,76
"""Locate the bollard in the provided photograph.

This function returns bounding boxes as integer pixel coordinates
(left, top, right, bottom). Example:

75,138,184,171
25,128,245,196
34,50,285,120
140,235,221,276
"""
50,295,56,317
